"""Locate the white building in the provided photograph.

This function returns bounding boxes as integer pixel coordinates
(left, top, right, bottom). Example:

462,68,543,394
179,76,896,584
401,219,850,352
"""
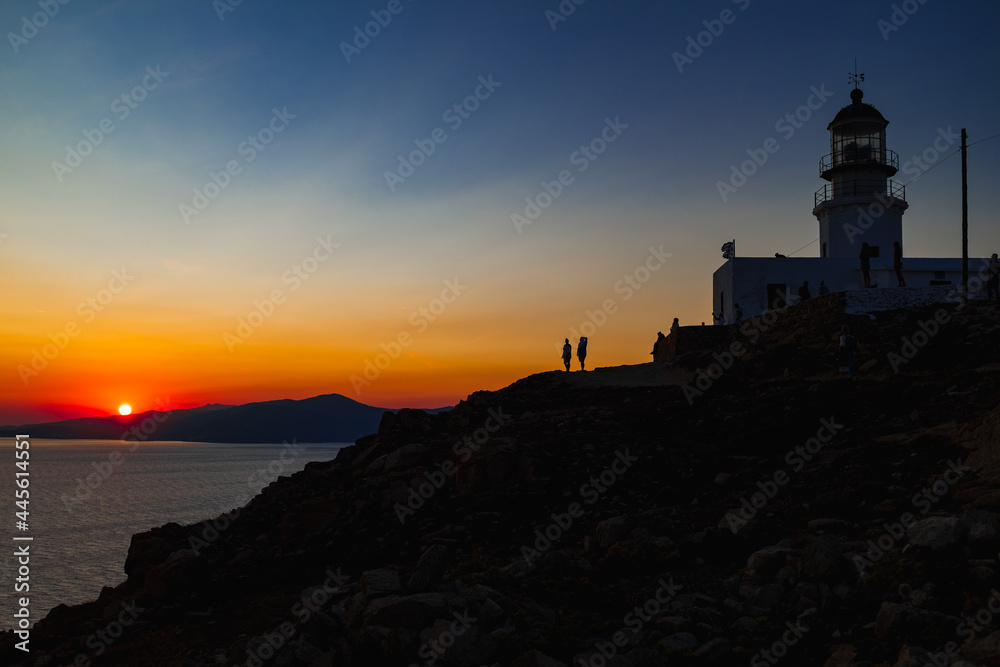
713,87,989,322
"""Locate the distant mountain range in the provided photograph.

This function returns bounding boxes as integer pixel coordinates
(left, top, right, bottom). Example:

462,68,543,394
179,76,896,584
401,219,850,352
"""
0,394,451,443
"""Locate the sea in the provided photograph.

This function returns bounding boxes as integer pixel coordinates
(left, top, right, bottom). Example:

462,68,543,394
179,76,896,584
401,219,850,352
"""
0,438,347,631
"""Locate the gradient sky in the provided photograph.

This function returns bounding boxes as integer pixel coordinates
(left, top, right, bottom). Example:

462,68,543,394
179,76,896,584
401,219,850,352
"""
2,0,999,424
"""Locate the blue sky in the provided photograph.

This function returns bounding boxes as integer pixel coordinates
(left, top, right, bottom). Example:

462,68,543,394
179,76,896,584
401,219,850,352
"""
1,0,999,421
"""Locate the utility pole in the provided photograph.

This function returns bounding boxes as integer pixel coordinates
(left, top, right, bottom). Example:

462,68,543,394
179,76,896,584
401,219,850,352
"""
961,128,968,301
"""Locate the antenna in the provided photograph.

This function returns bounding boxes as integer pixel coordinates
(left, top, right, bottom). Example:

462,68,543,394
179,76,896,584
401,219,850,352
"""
849,58,865,88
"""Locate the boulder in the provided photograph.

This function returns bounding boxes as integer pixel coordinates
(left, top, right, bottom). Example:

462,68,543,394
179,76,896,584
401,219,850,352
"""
361,569,401,602
596,516,630,548
408,544,449,590
907,516,963,549
363,593,449,629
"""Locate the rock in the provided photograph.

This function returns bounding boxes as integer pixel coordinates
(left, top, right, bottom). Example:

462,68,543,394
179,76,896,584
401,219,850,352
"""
693,637,730,661
384,443,427,470
962,630,1000,666
510,649,569,667
732,616,758,634
659,632,699,652
752,583,785,610
962,509,1000,544
823,644,857,666
803,534,843,579
408,544,449,590
141,549,204,597
363,593,449,629
894,645,944,667
746,542,792,578
596,516,630,548
361,569,401,602
427,618,496,666
907,516,963,549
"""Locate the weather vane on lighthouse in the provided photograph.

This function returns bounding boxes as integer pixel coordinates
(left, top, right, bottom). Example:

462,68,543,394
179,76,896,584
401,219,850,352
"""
849,59,865,89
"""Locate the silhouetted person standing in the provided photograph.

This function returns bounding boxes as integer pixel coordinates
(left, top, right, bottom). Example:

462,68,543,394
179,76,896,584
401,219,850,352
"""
651,332,665,359
893,241,906,287
798,281,811,302
577,336,588,371
989,253,999,301
859,242,872,288
818,280,830,295
733,303,743,325
670,317,679,333
561,338,572,371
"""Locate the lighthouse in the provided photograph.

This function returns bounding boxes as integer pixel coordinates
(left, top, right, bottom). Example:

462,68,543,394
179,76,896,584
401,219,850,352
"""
813,86,908,260
711,80,990,323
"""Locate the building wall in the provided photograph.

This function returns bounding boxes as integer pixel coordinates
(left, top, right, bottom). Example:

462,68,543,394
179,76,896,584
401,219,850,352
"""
713,256,992,322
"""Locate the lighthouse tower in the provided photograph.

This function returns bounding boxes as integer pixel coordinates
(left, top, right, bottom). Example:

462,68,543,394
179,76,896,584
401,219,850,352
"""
812,87,908,260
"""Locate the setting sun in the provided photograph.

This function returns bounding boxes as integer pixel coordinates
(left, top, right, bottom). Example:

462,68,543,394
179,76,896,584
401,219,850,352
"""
118,404,132,416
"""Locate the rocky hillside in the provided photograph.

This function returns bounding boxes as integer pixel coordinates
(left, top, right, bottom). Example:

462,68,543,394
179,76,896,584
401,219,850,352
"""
2,296,999,666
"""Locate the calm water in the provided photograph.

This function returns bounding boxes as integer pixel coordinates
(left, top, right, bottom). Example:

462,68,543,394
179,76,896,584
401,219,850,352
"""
0,438,346,630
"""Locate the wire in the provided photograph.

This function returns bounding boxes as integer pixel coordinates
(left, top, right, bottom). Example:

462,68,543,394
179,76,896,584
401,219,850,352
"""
783,131,999,257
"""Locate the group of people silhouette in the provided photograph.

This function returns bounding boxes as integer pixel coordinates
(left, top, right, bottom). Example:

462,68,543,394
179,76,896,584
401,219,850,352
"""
561,337,588,371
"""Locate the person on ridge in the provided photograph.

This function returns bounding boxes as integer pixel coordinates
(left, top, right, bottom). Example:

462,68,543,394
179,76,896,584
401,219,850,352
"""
893,241,906,287
733,303,743,325
670,317,680,333
860,242,872,288
577,336,588,371
651,332,665,360
798,281,811,302
561,338,572,371
818,280,830,296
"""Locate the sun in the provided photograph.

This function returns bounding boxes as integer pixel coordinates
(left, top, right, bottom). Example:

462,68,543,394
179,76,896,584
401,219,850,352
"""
118,403,132,416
